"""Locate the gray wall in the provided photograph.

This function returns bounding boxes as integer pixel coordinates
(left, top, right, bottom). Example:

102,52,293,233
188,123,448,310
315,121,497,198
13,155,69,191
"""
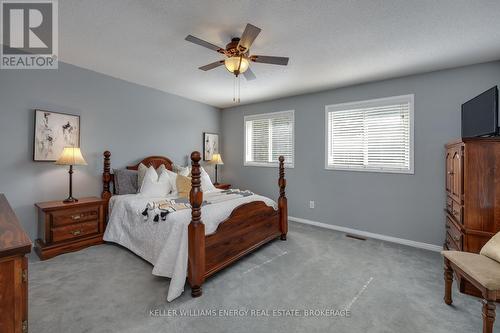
221,61,500,246
0,62,220,240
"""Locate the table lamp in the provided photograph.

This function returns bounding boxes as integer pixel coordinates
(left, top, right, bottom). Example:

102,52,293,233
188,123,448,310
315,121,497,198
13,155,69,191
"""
209,153,224,185
55,147,87,203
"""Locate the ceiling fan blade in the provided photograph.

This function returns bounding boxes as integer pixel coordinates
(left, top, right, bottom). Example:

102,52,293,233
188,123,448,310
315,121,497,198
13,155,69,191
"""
185,35,225,53
198,60,224,71
238,24,261,52
251,55,289,66
243,67,256,81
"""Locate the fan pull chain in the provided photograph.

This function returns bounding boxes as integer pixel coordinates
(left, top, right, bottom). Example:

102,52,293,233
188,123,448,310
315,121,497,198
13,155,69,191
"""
237,75,241,103
233,75,241,104
233,75,236,103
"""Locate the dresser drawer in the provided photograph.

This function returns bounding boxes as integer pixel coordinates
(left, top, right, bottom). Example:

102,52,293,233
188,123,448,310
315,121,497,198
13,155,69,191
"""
445,216,463,250
450,199,463,224
51,221,99,243
51,206,99,227
445,196,453,213
445,232,461,251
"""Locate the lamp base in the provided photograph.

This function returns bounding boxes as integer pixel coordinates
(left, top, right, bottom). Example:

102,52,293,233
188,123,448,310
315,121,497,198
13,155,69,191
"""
63,196,78,204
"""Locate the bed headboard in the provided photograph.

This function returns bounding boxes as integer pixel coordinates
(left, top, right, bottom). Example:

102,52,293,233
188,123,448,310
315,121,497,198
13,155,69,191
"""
101,151,174,216
126,156,173,171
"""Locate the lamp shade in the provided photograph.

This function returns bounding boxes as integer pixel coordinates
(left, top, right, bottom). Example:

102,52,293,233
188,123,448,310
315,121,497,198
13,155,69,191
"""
210,153,224,165
55,147,87,166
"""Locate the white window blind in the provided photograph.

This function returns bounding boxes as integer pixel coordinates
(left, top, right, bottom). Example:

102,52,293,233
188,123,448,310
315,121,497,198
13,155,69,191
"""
326,95,414,174
245,110,294,167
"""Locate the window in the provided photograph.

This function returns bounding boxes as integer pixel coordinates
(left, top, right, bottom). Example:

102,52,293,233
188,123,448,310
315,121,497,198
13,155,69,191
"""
245,110,294,167
325,95,414,174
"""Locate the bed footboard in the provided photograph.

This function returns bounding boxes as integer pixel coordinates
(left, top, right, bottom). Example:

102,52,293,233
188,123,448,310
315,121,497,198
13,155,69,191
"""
205,201,280,277
187,152,287,297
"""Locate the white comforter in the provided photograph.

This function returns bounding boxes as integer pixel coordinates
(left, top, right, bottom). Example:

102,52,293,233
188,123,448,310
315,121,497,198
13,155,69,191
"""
103,190,277,302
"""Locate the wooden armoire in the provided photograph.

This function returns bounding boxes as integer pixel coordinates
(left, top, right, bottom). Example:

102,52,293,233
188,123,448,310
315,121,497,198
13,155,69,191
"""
445,138,500,298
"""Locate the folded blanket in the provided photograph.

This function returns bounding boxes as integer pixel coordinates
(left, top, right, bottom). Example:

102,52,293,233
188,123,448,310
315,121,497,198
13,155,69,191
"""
141,189,254,223
141,199,191,222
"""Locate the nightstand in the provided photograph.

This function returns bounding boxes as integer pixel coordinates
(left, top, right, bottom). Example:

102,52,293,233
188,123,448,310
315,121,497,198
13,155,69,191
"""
214,183,231,190
34,197,105,260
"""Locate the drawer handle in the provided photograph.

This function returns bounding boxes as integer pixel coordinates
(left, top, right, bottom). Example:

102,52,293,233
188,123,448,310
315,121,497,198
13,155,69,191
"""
447,171,454,175
71,214,82,220
453,235,460,242
70,229,82,236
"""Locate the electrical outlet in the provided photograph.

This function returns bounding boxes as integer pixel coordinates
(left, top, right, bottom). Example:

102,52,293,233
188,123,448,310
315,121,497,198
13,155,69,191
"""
309,201,315,209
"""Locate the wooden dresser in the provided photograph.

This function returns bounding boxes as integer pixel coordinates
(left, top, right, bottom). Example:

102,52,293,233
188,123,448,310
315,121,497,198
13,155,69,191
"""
35,197,105,260
444,138,500,298
0,194,31,333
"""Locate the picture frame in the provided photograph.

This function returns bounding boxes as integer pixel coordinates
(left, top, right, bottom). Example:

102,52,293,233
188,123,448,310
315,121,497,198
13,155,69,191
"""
33,110,81,162
203,132,219,161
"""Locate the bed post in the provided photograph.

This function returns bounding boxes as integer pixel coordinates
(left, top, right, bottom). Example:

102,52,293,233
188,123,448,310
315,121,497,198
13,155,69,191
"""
188,151,205,297
278,156,288,240
102,151,112,221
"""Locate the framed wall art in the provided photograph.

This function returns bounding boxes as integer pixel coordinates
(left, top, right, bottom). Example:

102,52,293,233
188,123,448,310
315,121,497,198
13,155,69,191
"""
203,132,219,161
33,110,80,161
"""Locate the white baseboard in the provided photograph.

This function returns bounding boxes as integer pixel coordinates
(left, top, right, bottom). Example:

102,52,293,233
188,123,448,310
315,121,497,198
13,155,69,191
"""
288,216,442,252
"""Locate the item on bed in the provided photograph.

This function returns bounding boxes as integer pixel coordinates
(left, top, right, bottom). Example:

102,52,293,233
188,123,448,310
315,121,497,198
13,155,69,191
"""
174,164,190,177
101,151,288,300
139,166,172,197
141,190,255,222
176,174,192,198
141,199,191,222
209,153,223,185
172,165,216,193
55,147,88,203
113,169,138,195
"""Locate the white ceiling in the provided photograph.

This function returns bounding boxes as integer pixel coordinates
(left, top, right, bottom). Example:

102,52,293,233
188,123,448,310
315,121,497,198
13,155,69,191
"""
59,0,500,108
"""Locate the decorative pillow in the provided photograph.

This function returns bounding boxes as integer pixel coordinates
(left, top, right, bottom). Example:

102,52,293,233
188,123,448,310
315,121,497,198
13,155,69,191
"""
175,165,216,192
137,163,148,190
480,232,500,263
138,163,171,191
200,167,217,192
113,169,138,195
139,167,172,197
175,165,190,177
176,175,192,198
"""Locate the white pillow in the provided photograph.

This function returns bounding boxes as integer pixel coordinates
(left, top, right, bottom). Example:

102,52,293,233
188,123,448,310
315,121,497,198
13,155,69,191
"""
173,165,216,192
176,165,190,177
138,163,165,191
139,166,172,197
165,169,178,194
200,167,216,192
137,163,148,190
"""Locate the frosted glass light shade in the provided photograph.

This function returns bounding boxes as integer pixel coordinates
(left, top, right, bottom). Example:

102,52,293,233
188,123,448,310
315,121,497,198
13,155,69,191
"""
224,56,249,74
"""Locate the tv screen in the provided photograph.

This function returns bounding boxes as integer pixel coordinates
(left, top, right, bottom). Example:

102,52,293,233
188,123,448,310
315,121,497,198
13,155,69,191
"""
461,86,498,138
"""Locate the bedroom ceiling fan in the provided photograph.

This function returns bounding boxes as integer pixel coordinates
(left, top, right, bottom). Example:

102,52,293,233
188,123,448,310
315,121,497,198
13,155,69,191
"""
185,23,289,103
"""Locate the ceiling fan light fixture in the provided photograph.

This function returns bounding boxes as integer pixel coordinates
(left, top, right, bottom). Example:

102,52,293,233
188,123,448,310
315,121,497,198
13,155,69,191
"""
224,55,249,75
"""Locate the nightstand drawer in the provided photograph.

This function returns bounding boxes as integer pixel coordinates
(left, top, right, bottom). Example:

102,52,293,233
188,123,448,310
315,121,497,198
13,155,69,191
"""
51,207,99,227
51,221,99,243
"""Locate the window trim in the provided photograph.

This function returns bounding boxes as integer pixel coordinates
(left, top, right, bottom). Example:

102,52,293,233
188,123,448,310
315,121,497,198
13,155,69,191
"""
324,94,414,174
244,110,295,168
